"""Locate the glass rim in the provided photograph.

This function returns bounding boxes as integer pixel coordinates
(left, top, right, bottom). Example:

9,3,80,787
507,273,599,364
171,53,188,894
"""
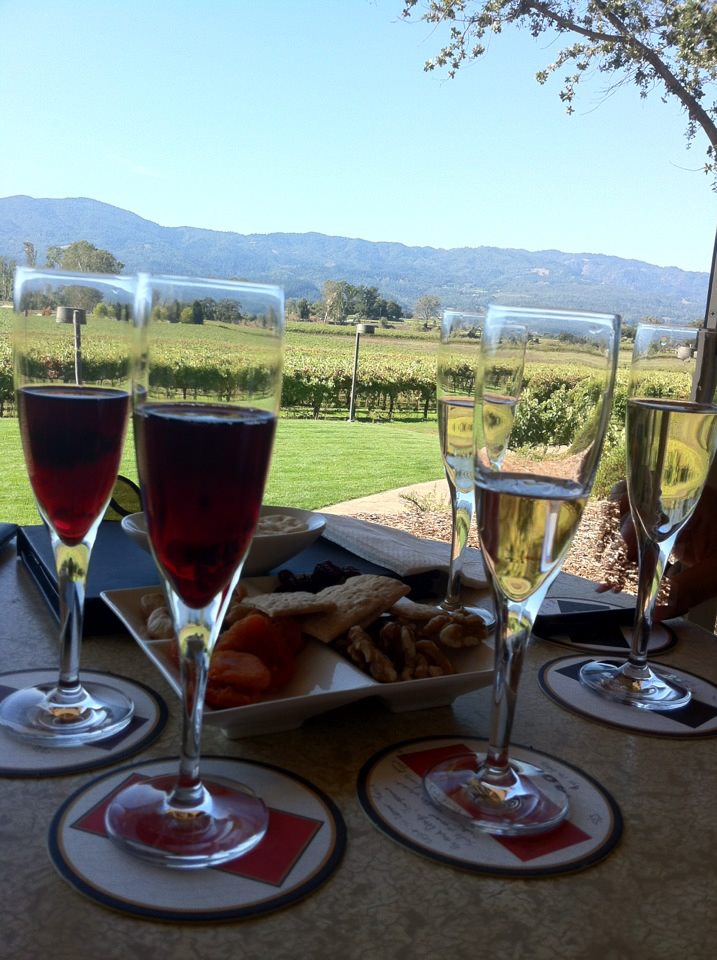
633,320,699,334
14,265,133,284
135,272,284,300
14,264,135,292
486,303,620,324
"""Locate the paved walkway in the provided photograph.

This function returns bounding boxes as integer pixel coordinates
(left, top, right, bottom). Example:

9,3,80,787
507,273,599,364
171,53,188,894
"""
322,478,449,516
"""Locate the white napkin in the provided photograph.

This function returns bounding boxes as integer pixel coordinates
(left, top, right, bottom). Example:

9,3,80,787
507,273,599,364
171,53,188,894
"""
322,514,488,589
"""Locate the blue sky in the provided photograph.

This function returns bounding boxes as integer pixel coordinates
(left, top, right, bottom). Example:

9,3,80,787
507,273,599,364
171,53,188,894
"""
1,0,715,274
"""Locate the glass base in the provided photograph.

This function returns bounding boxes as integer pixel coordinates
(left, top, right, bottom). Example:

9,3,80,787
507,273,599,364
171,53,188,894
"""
0,680,134,747
104,774,269,869
438,599,496,631
423,753,569,836
579,659,691,711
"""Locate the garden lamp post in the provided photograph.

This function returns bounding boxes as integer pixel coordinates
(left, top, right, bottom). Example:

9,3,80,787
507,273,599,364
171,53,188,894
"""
348,323,375,421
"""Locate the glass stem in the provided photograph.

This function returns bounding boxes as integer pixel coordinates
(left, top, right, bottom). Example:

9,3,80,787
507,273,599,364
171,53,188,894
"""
484,598,532,776
51,533,92,703
166,596,223,811
443,473,473,609
629,531,677,671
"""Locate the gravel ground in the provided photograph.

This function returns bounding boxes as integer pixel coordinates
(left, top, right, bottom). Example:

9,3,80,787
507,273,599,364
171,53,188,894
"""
350,499,639,594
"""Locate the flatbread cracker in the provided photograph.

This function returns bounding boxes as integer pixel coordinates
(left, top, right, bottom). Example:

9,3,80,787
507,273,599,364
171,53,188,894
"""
302,574,410,643
240,591,337,618
390,596,444,621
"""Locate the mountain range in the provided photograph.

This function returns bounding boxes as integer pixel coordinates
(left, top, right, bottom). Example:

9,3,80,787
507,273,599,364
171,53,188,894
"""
0,195,708,323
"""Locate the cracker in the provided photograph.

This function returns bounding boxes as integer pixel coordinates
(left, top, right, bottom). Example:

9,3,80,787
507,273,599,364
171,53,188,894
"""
240,591,337,618
302,574,410,643
389,596,444,621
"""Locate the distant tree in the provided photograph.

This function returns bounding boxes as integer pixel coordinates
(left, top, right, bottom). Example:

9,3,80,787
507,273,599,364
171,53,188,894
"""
286,297,313,321
413,293,442,325
23,241,37,267
322,280,353,323
401,1,717,182
191,300,204,324
353,285,381,319
215,299,242,324
0,256,16,301
40,241,126,313
296,297,312,320
374,297,404,322
151,304,171,323
382,299,405,322
45,240,124,274
198,297,217,323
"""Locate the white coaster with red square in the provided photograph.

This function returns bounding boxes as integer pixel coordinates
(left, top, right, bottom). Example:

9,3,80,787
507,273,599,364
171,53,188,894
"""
357,737,621,877
539,655,717,737
48,755,346,921
0,669,168,778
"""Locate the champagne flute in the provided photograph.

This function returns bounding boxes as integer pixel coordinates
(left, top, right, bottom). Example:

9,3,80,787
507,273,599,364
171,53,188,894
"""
425,305,620,835
580,323,717,709
0,267,135,745
436,310,494,626
105,274,283,868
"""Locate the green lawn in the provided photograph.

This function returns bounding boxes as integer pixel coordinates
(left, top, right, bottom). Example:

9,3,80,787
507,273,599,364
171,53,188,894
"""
0,416,444,526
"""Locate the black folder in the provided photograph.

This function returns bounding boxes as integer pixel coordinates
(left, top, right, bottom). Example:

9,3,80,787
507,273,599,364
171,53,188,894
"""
16,523,161,635
16,521,430,635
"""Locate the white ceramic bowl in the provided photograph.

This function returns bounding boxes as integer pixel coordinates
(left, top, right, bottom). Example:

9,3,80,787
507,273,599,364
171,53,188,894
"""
121,505,327,576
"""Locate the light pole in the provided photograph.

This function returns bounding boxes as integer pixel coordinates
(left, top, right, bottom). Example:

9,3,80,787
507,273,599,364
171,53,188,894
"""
348,323,375,421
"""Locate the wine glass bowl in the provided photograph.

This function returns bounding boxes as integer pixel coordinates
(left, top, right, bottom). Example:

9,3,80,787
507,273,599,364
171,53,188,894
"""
436,310,494,626
0,268,135,745
425,305,620,835
104,274,284,868
580,323,717,709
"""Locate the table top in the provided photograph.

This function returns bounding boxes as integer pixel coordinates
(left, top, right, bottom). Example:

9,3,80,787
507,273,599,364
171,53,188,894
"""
1,535,715,960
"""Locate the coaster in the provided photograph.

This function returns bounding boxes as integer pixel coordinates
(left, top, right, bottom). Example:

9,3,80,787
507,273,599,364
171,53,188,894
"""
0,669,167,777
539,656,717,738
534,598,675,655
48,755,346,922
357,737,621,878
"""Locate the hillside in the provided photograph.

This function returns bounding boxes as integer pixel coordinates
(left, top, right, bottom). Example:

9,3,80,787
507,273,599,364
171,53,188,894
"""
0,195,708,323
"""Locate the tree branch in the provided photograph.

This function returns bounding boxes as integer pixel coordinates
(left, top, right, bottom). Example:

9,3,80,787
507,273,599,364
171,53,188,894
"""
591,0,717,149
517,1,623,46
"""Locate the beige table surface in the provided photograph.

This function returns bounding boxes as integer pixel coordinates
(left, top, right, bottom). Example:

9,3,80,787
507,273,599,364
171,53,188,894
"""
0,537,715,960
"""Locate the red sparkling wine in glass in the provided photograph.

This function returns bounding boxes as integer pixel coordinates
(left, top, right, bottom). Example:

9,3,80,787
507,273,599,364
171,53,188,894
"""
104,273,284,869
0,267,136,747
19,385,130,544
134,402,276,607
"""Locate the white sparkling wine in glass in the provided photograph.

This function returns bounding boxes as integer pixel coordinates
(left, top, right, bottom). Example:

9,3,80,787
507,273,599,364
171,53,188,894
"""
424,304,620,836
438,395,474,497
580,322,717,710
435,310,494,625
478,475,587,603
481,394,520,470
627,398,717,541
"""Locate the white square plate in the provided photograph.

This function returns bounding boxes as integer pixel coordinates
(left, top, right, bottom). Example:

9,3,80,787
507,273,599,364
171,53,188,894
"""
102,586,494,738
